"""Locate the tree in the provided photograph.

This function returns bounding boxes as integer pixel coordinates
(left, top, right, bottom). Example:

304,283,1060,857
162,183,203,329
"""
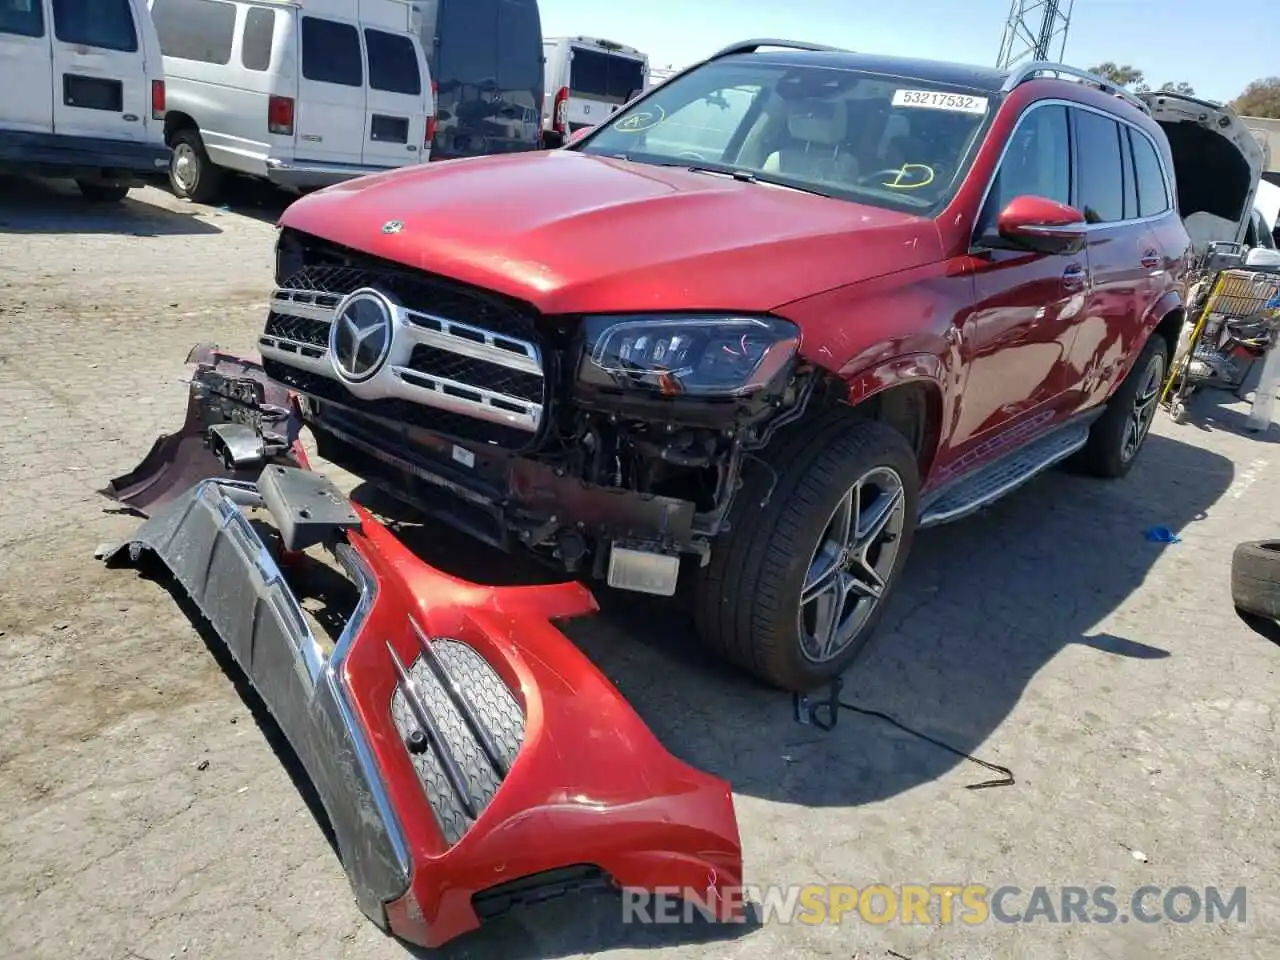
1231,77,1280,118
1085,63,1194,97
1088,62,1145,89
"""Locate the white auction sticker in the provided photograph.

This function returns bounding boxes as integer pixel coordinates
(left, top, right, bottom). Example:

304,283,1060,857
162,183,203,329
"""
891,89,989,114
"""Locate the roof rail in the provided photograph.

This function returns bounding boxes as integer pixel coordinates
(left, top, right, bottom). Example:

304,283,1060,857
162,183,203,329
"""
709,39,848,61
1002,61,1151,115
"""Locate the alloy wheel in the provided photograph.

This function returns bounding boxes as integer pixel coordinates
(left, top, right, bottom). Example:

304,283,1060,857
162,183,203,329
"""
1122,351,1166,462
798,466,907,663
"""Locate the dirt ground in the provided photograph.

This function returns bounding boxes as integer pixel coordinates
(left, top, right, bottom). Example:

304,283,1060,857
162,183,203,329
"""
1,176,1277,960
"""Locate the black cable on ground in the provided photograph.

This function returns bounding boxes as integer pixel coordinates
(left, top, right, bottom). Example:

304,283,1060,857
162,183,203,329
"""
793,676,1015,790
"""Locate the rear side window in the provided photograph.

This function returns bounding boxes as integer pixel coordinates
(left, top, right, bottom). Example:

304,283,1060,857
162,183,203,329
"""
241,7,275,72
364,28,420,95
570,48,644,100
51,0,137,52
301,16,362,87
152,0,236,65
1073,109,1124,223
1130,129,1170,217
0,0,44,38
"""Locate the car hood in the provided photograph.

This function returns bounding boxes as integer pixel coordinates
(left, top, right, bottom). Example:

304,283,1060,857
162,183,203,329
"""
1139,91,1264,250
278,151,942,315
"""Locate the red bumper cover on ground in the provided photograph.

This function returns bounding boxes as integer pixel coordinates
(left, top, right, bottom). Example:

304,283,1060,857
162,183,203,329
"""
98,347,743,948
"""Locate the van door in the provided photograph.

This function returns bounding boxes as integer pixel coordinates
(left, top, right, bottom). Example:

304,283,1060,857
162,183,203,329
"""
361,26,427,169
0,0,53,134
566,45,645,132
295,13,364,167
49,0,150,142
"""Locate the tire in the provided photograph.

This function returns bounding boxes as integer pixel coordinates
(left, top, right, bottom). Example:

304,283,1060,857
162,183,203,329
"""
1231,540,1280,620
76,181,129,203
693,415,920,692
1077,334,1168,479
168,128,223,203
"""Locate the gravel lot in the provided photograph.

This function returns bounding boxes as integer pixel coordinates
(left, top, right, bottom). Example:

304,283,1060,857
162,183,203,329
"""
1,175,1278,960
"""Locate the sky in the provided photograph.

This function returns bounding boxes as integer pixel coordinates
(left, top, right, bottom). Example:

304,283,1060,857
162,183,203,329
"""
539,0,1277,105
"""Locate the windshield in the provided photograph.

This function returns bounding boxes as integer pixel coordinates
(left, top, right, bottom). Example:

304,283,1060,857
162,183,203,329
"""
578,59,993,213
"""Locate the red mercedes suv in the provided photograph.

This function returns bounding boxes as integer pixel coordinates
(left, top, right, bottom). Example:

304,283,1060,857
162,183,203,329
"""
245,40,1192,692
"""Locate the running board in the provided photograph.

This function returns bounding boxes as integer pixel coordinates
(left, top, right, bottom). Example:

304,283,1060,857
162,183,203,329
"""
918,420,1093,528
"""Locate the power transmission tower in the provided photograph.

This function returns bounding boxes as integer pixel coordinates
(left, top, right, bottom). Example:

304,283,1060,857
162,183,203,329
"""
996,0,1075,68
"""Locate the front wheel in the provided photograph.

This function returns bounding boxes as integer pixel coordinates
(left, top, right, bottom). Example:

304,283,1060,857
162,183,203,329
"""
693,417,919,692
1077,335,1168,478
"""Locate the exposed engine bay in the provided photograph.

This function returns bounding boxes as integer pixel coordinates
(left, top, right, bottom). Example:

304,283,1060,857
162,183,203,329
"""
258,226,820,592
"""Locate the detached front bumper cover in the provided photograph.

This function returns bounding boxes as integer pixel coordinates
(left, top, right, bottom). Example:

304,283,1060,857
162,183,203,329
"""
99,463,742,947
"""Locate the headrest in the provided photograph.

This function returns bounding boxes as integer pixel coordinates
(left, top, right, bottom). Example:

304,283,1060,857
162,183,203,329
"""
787,100,846,145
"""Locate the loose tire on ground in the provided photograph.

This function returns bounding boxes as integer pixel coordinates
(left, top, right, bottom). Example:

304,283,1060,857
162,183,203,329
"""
1077,334,1169,479
693,415,920,692
1231,540,1280,620
76,181,129,203
168,128,223,204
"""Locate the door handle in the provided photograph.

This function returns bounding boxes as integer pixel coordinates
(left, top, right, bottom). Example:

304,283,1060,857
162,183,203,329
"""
1062,263,1089,291
1140,249,1161,270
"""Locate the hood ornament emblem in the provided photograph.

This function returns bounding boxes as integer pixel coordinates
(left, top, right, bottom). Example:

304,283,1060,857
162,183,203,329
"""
382,220,404,235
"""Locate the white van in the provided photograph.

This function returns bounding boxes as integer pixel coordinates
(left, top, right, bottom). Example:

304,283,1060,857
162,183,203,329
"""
541,36,647,147
149,0,434,202
0,0,170,202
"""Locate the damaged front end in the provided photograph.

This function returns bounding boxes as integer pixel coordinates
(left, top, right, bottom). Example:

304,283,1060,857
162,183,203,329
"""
99,356,744,948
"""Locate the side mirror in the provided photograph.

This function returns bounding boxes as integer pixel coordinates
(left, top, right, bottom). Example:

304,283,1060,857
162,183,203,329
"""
993,195,1088,255
567,125,594,146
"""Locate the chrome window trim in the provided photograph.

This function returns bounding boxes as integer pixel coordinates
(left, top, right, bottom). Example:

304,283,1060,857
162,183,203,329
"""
970,96,1175,241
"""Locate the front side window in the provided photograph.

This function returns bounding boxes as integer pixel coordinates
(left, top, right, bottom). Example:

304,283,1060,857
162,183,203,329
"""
301,16,362,87
0,0,44,38
152,0,235,65
1073,108,1124,223
579,60,992,213
51,0,137,52
979,103,1071,233
365,29,421,95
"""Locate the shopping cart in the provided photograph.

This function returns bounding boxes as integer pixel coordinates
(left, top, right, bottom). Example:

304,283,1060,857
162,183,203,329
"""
1159,250,1280,423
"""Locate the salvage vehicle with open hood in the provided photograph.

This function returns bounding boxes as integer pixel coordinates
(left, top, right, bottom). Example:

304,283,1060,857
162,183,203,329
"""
107,41,1195,698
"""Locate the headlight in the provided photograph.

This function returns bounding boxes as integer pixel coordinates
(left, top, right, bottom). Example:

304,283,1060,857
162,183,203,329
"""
579,315,801,397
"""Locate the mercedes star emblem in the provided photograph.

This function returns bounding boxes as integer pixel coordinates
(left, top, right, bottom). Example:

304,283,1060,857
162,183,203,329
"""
330,288,393,383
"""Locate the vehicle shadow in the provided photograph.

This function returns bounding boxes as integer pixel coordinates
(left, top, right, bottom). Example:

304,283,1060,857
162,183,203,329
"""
0,175,221,236
362,430,1232,818
145,171,298,226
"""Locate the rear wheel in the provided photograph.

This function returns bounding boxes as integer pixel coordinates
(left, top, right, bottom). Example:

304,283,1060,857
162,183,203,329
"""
168,128,222,203
693,416,919,692
1077,335,1168,478
76,181,129,203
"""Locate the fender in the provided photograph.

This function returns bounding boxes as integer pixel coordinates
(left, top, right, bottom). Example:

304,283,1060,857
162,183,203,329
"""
1107,288,1185,398
840,351,950,480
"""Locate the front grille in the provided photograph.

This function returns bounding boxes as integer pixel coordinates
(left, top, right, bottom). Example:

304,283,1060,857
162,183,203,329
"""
387,627,525,847
264,360,534,449
408,344,543,404
258,230,547,449
264,313,330,349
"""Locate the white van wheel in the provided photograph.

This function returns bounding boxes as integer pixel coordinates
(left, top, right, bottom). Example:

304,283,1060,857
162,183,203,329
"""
168,129,222,203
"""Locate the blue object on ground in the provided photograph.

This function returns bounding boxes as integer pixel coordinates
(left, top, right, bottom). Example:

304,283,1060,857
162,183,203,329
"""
1144,526,1181,543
